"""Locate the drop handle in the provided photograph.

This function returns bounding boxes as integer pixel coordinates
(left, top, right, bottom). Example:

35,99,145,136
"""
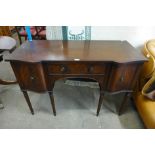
60,66,67,72
88,66,94,73
30,76,35,80
120,76,124,82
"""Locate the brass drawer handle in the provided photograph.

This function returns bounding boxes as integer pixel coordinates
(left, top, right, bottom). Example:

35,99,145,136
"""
88,66,94,73
60,66,67,73
120,76,124,82
30,76,35,80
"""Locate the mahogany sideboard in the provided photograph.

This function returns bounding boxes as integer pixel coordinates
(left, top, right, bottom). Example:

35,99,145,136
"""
5,40,147,116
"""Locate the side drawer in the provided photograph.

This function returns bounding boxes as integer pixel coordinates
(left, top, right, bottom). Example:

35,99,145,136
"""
107,64,138,92
11,62,47,92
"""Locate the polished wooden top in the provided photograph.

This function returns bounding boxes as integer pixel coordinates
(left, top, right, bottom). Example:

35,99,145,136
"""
0,36,16,52
5,40,147,63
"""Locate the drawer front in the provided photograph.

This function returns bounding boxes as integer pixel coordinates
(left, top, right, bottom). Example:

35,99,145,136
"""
11,62,47,92
47,63,107,75
107,64,138,92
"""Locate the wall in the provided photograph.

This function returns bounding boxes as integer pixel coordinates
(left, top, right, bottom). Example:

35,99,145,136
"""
91,26,155,49
46,26,155,50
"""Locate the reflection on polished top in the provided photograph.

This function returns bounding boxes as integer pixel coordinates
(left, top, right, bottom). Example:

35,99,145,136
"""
5,40,147,63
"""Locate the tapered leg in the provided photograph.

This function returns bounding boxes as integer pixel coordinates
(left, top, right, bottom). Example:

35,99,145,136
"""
118,92,131,115
48,92,56,116
22,91,34,115
96,91,104,116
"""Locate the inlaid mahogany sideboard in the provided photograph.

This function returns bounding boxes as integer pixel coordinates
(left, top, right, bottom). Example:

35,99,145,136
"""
5,40,147,116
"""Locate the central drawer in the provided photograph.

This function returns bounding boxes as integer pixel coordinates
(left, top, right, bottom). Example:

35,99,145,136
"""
47,63,107,75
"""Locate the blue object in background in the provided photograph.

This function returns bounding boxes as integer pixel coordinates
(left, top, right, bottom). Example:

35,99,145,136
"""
25,26,32,41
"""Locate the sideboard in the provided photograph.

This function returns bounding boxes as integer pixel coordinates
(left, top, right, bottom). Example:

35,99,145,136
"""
5,40,147,116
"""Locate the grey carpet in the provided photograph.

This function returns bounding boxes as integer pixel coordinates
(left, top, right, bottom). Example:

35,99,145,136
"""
0,61,145,129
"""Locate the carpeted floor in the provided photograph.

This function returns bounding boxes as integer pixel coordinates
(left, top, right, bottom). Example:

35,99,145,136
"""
0,61,145,129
